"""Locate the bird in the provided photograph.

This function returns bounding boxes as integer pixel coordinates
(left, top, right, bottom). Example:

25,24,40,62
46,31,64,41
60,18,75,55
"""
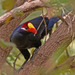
10,16,60,69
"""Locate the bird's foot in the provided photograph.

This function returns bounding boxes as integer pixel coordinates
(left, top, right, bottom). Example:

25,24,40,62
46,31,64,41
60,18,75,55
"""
30,47,40,60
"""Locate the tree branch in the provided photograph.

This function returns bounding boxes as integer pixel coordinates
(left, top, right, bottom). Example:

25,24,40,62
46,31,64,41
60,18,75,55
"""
0,0,43,27
13,0,27,8
18,14,75,75
0,0,45,68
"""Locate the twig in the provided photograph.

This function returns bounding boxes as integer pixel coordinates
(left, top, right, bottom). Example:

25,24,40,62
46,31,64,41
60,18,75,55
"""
42,8,48,43
66,49,70,57
57,14,75,55
61,8,74,52
56,22,58,28
34,19,44,36
0,0,44,26
55,56,75,69
13,52,21,69
34,13,47,36
45,55,75,75
42,8,47,37
6,60,17,71
57,16,69,26
67,15,75,52
70,60,75,68
72,15,75,22
13,52,21,74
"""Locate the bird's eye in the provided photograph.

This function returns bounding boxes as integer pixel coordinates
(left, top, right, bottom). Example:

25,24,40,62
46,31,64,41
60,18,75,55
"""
26,27,28,29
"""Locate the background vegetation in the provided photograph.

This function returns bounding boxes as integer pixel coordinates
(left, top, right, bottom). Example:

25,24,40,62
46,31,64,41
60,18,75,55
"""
0,0,75,75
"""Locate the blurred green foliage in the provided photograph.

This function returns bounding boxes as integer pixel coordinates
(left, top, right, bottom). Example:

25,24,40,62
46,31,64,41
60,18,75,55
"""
1,0,17,11
50,0,69,6
0,1,6,16
0,0,17,16
20,9,42,24
0,39,15,48
68,0,75,11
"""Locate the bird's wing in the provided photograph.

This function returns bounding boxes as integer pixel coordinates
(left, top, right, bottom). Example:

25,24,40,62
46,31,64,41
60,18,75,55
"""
10,25,22,41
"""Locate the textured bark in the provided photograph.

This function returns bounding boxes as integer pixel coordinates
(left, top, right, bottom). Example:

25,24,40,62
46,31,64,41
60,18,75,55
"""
18,14,75,75
0,0,29,68
14,0,27,7
14,0,34,7
0,0,43,27
0,12,31,67
0,0,74,75
0,0,44,68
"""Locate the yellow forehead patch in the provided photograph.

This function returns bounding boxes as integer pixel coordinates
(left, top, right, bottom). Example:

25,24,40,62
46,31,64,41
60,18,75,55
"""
28,23,35,28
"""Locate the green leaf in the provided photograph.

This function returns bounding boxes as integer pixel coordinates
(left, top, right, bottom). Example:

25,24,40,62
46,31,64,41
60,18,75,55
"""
0,38,15,48
50,0,69,6
56,51,68,65
0,1,6,16
1,0,17,11
0,39,7,48
5,16,12,24
16,12,24,15
47,68,75,75
21,9,42,24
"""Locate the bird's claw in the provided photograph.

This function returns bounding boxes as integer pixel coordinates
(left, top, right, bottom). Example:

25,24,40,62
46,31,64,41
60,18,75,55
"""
30,47,40,60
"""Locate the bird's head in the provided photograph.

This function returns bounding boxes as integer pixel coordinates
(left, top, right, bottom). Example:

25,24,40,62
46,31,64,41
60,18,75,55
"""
21,22,37,33
47,16,60,29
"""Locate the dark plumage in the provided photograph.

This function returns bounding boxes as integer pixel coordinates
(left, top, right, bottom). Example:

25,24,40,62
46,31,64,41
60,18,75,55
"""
10,16,59,67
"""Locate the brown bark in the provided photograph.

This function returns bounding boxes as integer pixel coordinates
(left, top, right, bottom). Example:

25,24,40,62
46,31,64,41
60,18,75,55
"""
14,0,27,7
14,0,34,7
18,14,75,75
0,0,43,27
0,12,31,68
0,0,44,68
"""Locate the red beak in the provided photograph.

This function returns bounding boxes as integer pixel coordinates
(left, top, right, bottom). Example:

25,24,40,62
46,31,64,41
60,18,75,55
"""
27,28,37,33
